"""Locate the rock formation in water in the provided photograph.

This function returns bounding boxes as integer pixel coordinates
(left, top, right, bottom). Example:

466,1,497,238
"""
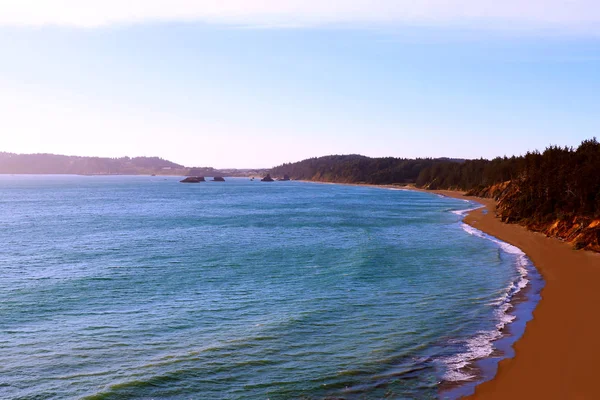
180,176,205,183
261,174,274,182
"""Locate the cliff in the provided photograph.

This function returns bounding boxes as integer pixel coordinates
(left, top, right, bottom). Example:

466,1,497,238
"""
465,180,600,253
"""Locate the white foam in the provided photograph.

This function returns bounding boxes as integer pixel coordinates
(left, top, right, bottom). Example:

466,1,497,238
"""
451,205,484,217
440,213,532,382
460,222,530,297
441,330,501,382
444,369,476,382
460,223,486,237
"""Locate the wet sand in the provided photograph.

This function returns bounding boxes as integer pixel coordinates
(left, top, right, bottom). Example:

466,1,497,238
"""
430,190,600,399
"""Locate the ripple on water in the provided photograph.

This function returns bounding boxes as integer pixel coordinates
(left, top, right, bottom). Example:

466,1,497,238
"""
0,177,535,399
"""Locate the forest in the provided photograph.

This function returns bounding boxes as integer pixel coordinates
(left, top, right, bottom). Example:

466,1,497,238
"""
425,138,600,250
270,155,463,184
416,139,600,220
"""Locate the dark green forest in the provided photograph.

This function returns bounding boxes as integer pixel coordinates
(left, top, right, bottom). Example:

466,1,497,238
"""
494,139,600,219
270,155,464,184
415,139,600,221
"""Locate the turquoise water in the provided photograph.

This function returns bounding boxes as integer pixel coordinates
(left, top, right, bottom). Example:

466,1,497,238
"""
0,176,530,399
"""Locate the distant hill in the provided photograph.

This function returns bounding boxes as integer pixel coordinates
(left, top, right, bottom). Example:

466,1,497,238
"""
187,167,220,177
0,152,270,177
0,153,186,175
216,168,270,178
187,167,268,178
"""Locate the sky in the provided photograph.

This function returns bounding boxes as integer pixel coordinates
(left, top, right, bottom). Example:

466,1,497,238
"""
0,1,599,168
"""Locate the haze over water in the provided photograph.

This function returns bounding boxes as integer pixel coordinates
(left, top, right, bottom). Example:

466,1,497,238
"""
1,176,528,399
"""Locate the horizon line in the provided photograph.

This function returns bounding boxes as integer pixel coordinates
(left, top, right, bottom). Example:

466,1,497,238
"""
0,147,564,170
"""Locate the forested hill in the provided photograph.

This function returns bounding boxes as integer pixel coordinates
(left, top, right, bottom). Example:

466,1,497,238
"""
414,139,600,221
0,153,186,175
270,155,464,184
417,139,600,251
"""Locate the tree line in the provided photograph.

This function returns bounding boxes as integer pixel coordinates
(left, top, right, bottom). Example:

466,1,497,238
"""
495,139,600,223
270,155,464,185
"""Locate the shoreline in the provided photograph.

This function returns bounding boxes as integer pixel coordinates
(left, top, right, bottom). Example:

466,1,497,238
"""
303,181,544,396
416,189,600,399
365,185,544,398
303,181,600,398
434,194,544,399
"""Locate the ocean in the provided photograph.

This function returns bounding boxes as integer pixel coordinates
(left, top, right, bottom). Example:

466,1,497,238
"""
0,176,541,399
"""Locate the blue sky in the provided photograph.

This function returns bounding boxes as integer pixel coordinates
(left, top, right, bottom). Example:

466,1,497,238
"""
1,1,599,168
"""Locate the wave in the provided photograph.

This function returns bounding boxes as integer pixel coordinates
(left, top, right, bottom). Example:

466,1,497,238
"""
450,205,484,217
439,209,531,383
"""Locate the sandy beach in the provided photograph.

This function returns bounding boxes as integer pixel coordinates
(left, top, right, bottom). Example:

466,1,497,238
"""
429,190,600,399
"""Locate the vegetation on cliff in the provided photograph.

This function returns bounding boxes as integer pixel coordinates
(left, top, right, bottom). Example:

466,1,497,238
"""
494,139,600,251
415,139,600,251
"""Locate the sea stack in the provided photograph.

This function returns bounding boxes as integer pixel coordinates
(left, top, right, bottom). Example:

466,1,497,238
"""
212,177,225,182
261,174,274,182
180,176,205,183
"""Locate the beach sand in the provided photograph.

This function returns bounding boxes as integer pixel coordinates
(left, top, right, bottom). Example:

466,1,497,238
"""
430,190,600,399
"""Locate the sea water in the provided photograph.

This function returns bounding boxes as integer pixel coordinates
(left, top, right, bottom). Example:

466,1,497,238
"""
0,176,537,399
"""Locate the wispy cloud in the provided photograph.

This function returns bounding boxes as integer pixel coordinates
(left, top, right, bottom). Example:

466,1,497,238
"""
1,0,599,32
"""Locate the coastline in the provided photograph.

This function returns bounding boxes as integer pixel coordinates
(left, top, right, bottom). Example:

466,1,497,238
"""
438,200,544,399
420,189,600,399
354,183,545,398
303,181,543,396
303,181,600,398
